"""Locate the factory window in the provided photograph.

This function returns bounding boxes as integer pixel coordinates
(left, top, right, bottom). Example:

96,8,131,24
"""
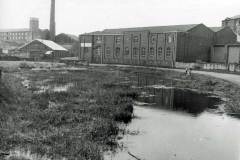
84,47,89,53
133,36,139,43
96,36,102,43
158,47,163,55
151,35,156,44
133,47,138,57
168,35,173,43
166,47,172,58
105,47,111,57
125,47,130,55
141,47,146,57
114,47,121,58
149,47,155,56
115,36,121,44
96,46,102,56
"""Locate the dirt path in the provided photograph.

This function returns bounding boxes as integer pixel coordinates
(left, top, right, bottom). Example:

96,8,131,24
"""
91,64,240,86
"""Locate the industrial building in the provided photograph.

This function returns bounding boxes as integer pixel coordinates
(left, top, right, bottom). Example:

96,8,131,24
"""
0,18,49,43
222,15,240,41
18,39,68,61
79,24,236,67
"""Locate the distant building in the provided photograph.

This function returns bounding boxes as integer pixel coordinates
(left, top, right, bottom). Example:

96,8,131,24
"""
55,33,79,56
18,39,68,61
0,18,50,43
222,15,240,41
79,23,236,67
55,33,78,44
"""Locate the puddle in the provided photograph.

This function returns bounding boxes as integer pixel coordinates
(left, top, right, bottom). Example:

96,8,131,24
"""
36,83,74,93
137,88,221,116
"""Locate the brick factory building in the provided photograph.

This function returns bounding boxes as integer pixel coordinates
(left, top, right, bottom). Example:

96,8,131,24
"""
79,24,236,67
0,18,49,43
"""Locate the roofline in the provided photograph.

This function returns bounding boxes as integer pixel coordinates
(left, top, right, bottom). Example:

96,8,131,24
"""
80,31,187,36
18,39,67,51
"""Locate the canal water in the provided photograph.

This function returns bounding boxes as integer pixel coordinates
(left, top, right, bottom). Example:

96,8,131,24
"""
105,72,240,160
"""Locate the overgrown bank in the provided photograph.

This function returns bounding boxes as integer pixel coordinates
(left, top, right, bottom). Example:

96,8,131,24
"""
0,68,137,160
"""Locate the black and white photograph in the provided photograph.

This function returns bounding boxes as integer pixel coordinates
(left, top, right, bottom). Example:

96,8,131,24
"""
1,0,240,159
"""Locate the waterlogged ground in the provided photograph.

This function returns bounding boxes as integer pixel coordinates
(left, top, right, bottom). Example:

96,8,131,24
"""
1,64,240,160
104,69,240,160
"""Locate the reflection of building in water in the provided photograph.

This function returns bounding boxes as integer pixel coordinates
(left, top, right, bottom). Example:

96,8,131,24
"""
136,73,220,116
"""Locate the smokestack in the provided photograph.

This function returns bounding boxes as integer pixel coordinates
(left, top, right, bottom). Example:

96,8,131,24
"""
50,0,56,41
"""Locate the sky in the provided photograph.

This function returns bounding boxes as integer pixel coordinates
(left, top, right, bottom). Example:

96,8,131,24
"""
0,0,240,35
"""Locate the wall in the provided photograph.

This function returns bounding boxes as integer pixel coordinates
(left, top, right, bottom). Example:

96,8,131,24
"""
184,24,215,62
211,46,227,63
214,27,237,44
228,46,240,63
79,35,93,61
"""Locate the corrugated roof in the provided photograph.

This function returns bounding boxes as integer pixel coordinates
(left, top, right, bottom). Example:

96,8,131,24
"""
210,27,224,32
19,39,67,51
101,24,200,34
0,28,30,32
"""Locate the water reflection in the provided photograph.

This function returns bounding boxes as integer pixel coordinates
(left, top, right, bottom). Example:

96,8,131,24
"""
138,88,220,116
131,72,221,116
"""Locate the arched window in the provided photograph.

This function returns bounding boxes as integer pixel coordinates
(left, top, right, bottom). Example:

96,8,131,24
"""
125,47,130,55
151,35,156,44
105,47,111,57
115,36,121,44
149,47,155,55
96,46,102,56
133,47,138,57
133,36,139,43
168,35,173,43
166,47,172,58
157,47,163,56
141,47,146,57
115,47,121,58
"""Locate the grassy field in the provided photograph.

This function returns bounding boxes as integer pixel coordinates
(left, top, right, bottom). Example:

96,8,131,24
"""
1,62,240,160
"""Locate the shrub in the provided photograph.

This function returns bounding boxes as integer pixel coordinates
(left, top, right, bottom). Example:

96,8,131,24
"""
19,63,34,69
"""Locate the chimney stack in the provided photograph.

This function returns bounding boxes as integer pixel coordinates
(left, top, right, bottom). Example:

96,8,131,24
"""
50,0,56,41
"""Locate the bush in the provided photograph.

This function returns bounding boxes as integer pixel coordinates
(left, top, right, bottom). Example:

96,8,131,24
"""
19,63,34,69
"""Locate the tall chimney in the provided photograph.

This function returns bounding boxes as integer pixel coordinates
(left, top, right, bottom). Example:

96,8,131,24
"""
50,0,56,41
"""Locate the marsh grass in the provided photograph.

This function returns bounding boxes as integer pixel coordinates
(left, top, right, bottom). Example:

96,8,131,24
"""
0,67,137,160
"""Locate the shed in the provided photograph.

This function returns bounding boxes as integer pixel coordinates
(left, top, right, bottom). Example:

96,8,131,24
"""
18,39,68,61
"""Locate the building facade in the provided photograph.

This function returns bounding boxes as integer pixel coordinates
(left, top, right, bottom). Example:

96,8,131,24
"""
222,15,240,41
0,18,49,43
79,24,219,67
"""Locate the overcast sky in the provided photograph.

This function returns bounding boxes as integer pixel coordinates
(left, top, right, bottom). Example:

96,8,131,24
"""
0,0,240,35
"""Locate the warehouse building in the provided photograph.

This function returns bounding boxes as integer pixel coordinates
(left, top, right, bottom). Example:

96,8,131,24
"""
18,39,68,61
79,24,236,67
